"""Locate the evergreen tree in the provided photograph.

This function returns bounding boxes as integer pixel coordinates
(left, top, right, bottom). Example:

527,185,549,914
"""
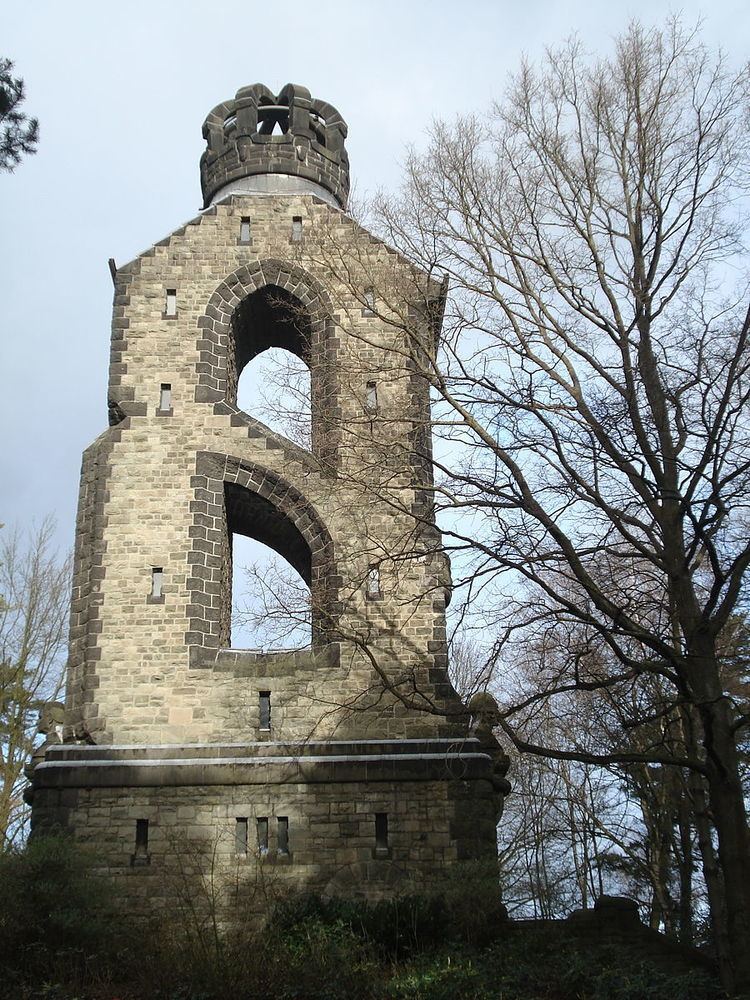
0,58,38,171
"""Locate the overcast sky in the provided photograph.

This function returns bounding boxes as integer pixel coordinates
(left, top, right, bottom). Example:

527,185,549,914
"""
2,0,749,563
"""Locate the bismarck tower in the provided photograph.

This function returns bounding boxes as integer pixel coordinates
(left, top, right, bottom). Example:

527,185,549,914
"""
29,84,509,906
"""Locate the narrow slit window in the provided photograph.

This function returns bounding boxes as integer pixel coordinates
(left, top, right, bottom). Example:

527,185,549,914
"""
257,816,269,854
159,383,172,411
151,567,163,599
366,381,378,413
235,817,248,855
363,287,375,315
277,816,289,855
239,217,251,242
259,691,271,731
132,818,150,864
291,216,303,242
366,565,380,599
165,289,177,316
375,812,389,850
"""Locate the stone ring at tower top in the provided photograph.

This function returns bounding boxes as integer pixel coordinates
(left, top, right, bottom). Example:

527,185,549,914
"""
200,82,350,209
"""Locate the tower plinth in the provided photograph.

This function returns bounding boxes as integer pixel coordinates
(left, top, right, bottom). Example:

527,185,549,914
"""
200,83,350,209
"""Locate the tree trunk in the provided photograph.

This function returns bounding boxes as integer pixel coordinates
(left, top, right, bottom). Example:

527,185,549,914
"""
689,767,733,987
676,790,694,946
695,679,750,996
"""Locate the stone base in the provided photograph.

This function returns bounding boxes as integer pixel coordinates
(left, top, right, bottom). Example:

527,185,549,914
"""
29,738,505,911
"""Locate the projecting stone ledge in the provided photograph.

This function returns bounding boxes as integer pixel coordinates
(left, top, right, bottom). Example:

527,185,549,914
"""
191,644,340,675
30,738,501,790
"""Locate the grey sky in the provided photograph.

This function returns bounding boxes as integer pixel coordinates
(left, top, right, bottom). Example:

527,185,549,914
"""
2,0,749,559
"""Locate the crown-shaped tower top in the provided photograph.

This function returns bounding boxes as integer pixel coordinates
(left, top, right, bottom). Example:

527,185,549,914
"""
200,83,350,209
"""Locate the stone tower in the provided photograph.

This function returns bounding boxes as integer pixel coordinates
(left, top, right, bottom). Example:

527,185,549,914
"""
30,83,508,906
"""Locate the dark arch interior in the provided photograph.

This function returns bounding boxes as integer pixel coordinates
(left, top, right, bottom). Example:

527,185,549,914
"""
232,284,312,381
225,482,311,584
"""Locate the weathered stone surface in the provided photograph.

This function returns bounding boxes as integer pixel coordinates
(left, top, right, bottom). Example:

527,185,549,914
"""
201,83,350,209
29,84,507,910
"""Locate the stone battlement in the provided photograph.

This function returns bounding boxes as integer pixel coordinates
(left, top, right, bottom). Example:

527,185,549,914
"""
200,83,350,208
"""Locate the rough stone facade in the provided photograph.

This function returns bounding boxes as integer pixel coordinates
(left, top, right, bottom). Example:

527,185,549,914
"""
29,83,508,908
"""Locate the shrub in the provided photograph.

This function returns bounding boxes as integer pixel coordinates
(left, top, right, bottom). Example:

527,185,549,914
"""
0,833,119,997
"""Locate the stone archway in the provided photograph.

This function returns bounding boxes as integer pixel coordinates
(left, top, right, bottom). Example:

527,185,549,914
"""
195,259,338,464
187,452,336,662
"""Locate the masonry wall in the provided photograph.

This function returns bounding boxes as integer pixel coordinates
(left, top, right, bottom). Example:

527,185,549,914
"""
34,187,511,906
31,741,502,909
64,193,462,748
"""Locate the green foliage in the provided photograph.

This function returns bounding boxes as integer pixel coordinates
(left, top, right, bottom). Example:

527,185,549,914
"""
263,917,379,1000
0,835,109,956
0,58,38,171
270,892,449,960
388,930,724,1000
0,834,118,998
270,862,506,961
0,842,723,1000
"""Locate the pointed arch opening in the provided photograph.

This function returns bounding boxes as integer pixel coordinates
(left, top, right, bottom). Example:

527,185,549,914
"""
187,453,336,661
225,482,312,650
237,346,311,450
229,284,318,453
197,261,339,468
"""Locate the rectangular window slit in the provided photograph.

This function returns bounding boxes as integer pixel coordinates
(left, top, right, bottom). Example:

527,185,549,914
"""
257,816,269,854
132,818,150,864
235,817,248,855
277,816,289,855
363,287,375,315
375,812,388,850
165,289,177,316
239,217,251,242
366,381,378,413
136,818,149,850
159,383,172,411
366,565,380,599
291,216,303,242
151,567,163,598
259,691,271,731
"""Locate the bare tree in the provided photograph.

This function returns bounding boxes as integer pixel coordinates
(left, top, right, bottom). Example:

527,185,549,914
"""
300,18,750,994
0,520,70,847
232,555,311,651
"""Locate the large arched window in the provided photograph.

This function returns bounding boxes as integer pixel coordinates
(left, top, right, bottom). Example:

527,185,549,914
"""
225,482,312,650
230,536,312,650
237,347,311,450
228,284,316,451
